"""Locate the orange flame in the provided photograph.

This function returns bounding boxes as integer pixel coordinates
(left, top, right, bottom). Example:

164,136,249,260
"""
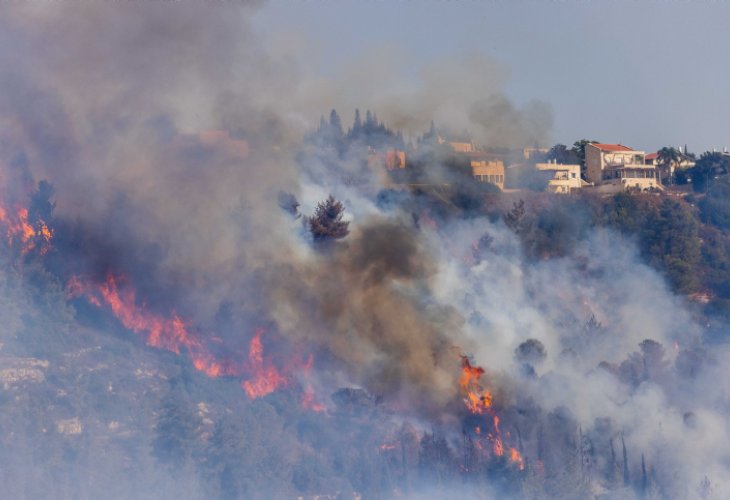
460,356,492,414
460,355,524,470
509,447,525,470
67,274,239,378
300,385,326,413
492,415,504,456
241,328,288,399
0,202,53,255
298,355,326,412
69,274,322,407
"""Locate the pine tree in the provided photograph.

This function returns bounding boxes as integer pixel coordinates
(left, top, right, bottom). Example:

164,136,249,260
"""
504,200,529,235
152,388,200,468
329,109,343,139
352,109,362,138
307,195,350,244
621,434,630,486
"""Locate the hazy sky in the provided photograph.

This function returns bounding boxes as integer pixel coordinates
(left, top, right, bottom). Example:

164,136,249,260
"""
255,0,730,153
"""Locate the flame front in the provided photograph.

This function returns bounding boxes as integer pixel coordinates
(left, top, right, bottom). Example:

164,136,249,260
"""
509,446,525,470
460,356,493,414
459,355,524,470
68,275,318,404
67,274,244,379
298,354,326,412
0,202,53,256
241,328,288,399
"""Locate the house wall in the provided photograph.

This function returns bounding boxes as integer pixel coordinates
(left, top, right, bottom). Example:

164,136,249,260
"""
535,162,582,193
585,144,653,190
450,141,475,153
585,144,604,184
471,160,505,190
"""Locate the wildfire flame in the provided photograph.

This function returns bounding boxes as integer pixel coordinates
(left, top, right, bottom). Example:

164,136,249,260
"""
67,275,250,380
67,274,324,407
0,202,53,256
460,355,524,470
68,274,214,361
300,385,327,413
509,446,525,470
298,354,326,413
241,328,288,399
460,356,493,414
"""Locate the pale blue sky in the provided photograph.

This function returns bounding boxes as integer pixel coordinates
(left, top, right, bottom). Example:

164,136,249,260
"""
255,0,730,153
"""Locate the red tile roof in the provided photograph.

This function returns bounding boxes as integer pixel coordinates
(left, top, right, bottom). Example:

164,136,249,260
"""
645,153,658,160
591,143,634,152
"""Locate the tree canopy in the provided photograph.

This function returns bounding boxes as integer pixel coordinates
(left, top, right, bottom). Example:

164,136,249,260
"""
688,152,730,192
546,144,580,165
307,195,350,244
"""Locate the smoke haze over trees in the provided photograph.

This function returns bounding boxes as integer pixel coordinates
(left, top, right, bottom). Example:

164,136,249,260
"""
1,2,730,500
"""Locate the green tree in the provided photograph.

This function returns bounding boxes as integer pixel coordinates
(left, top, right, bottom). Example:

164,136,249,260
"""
602,191,656,235
699,225,730,298
546,144,580,165
351,108,362,137
504,199,528,234
571,139,597,175
307,195,350,244
656,147,681,185
688,151,730,192
152,387,200,468
698,176,730,229
329,109,344,139
28,180,55,224
644,198,701,293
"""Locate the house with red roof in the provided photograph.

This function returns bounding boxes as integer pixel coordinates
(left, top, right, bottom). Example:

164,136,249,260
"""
585,143,660,191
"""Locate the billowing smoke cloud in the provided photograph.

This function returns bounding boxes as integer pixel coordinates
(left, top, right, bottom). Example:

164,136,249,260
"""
297,51,554,147
267,219,468,414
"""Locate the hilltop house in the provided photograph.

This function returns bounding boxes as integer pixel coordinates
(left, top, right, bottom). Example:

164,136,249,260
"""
367,148,406,170
585,143,660,191
437,135,475,153
470,157,505,190
438,137,505,190
535,161,584,194
522,147,549,161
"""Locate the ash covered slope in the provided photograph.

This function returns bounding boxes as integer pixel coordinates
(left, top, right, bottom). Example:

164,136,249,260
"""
0,2,729,500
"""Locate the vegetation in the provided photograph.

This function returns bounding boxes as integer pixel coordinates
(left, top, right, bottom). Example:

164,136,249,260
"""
656,146,681,184
5,123,730,499
307,195,350,245
307,108,405,154
545,144,580,165
686,151,730,192
571,139,597,172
